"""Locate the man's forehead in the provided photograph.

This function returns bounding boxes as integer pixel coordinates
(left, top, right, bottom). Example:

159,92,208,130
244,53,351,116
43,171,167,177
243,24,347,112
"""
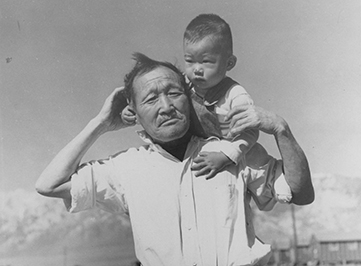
136,67,181,87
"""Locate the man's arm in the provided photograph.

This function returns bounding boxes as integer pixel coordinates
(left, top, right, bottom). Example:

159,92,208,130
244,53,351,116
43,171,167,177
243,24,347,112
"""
225,105,314,205
35,87,128,201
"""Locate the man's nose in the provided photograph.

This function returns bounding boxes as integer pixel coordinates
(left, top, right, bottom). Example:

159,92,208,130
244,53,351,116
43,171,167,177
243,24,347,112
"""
158,95,174,113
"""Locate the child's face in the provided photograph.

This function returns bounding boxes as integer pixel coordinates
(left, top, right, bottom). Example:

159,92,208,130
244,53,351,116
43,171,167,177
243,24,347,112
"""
184,36,230,91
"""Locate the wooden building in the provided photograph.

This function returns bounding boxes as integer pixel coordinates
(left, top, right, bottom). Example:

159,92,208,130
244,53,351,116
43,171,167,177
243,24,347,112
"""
310,232,361,265
271,232,361,266
272,238,311,266
295,239,313,265
272,240,293,266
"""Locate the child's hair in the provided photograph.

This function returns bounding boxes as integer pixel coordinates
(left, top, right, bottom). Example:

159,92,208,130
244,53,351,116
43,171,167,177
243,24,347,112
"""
184,14,233,55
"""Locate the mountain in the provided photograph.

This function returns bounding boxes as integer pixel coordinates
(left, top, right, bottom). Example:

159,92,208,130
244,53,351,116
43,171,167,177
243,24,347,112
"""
0,189,136,264
1,174,360,263
253,173,361,244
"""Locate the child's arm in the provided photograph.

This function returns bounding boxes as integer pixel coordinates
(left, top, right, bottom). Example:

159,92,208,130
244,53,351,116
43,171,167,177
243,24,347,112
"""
191,86,258,179
192,129,259,180
219,86,259,164
191,151,232,180
220,128,259,164
191,129,258,180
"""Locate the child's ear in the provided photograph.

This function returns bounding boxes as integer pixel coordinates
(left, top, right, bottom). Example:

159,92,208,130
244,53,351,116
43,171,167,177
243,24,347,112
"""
127,103,139,124
127,102,136,115
226,55,237,71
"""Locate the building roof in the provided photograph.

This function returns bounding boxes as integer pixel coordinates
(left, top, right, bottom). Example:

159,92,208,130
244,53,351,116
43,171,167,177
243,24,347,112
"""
313,232,361,242
273,238,310,249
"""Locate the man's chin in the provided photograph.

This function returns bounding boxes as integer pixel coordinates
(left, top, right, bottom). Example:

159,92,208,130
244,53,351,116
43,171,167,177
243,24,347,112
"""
154,124,189,143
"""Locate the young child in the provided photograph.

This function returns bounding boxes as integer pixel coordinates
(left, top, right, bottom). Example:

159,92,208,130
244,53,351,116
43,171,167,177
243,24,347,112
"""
122,14,258,179
183,13,259,178
183,14,291,265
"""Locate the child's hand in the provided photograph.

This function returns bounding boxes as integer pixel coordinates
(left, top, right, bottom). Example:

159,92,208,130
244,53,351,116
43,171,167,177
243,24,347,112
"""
121,105,137,126
191,152,233,180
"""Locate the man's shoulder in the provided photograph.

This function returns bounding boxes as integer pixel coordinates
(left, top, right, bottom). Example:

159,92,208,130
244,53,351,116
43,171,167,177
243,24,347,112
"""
198,136,223,152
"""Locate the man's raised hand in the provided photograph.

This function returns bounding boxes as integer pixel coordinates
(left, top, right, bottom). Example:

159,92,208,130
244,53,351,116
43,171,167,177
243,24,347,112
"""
96,87,130,132
225,105,286,139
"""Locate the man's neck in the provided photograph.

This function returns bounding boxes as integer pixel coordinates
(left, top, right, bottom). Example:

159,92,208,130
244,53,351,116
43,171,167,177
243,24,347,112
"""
156,131,192,161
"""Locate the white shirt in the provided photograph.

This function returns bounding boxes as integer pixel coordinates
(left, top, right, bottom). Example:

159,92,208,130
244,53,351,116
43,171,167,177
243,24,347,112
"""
213,84,253,137
190,78,258,164
66,132,291,266
214,83,258,164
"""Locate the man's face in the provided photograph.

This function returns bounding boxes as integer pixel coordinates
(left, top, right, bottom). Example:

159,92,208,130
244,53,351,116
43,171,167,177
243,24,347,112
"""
131,67,190,144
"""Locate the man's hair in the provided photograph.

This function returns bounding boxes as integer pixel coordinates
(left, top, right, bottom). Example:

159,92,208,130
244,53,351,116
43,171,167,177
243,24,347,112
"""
184,14,233,55
124,53,187,103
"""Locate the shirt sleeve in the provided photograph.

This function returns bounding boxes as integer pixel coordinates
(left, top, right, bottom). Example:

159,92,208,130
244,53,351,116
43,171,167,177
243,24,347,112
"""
243,158,292,211
66,157,128,214
219,85,259,164
219,129,259,164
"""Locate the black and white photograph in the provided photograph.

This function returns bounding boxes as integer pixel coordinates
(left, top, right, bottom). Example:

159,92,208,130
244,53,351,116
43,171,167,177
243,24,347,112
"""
1,1,360,265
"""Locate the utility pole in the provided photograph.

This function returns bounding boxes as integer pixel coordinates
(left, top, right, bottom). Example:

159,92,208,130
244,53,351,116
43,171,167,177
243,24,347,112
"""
63,246,67,266
291,204,298,265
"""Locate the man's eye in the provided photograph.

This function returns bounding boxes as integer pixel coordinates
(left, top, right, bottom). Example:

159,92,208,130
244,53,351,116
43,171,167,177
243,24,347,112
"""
168,91,182,97
144,96,157,104
185,59,193,63
168,88,184,96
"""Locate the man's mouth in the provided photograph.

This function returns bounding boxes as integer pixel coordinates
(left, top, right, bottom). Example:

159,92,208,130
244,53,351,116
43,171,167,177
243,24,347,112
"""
159,117,180,126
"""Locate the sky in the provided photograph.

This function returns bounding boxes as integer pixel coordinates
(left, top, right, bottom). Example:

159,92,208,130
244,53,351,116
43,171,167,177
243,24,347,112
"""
1,0,360,193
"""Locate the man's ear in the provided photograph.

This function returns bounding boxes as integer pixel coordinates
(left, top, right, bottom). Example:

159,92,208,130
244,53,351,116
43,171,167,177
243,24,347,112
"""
127,102,139,124
226,55,237,71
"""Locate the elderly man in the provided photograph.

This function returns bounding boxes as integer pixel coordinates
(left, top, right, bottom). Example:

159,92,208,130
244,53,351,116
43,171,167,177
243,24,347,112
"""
36,53,314,266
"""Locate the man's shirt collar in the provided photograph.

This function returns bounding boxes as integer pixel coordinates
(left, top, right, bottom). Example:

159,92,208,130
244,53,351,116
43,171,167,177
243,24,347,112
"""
136,129,202,162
